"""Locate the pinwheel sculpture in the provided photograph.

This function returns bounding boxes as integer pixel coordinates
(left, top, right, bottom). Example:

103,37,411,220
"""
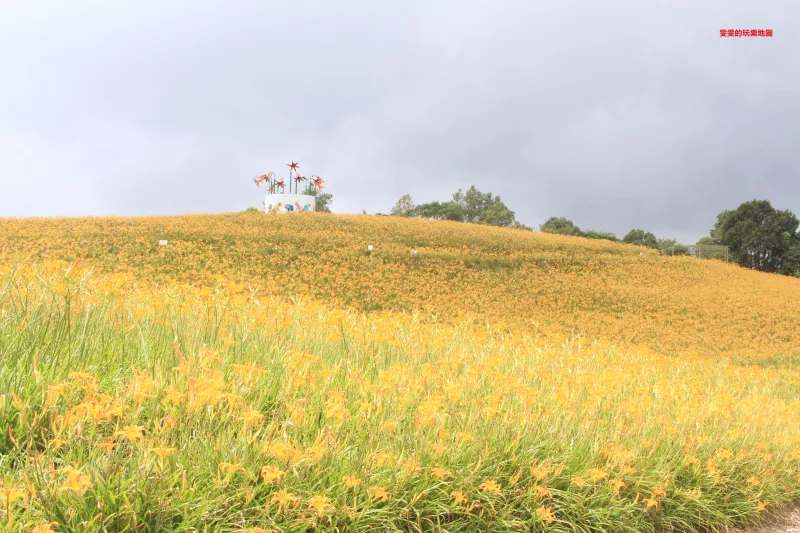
254,172,276,193
294,173,307,192
255,160,327,213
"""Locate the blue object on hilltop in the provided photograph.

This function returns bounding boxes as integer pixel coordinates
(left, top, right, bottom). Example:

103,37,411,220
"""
287,204,294,211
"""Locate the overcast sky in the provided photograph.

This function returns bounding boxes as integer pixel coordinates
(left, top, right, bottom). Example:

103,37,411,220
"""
1,0,797,242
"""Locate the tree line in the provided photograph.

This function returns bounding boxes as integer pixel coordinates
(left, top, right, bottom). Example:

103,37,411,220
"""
390,187,533,230
391,189,800,278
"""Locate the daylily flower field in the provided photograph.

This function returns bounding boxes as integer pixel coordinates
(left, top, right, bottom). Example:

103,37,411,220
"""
1,212,799,532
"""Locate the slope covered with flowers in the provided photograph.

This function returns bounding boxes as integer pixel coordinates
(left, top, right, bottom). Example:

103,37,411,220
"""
2,212,799,366
1,212,799,532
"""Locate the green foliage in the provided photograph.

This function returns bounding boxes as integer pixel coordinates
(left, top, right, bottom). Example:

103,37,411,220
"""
623,229,659,249
711,200,800,274
582,230,617,241
658,238,678,250
539,218,619,243
243,206,261,213
302,184,334,212
390,194,415,217
452,186,515,226
540,217,582,236
657,238,691,256
696,237,719,246
408,201,459,221
478,200,516,227
397,186,517,227
510,221,534,231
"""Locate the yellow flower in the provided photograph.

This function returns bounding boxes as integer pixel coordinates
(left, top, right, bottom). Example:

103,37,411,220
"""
570,476,587,487
644,498,660,509
270,490,298,512
0,484,25,505
150,446,176,460
430,467,451,480
431,441,448,455
370,486,390,502
342,474,362,489
531,463,551,481
269,442,300,463
219,462,245,477
757,500,768,512
96,440,117,452
31,523,58,533
587,468,608,482
260,465,286,484
536,505,556,524
451,490,467,505
239,407,265,425
307,494,331,517
747,476,761,487
60,466,93,496
532,485,551,499
479,479,502,495
116,424,144,442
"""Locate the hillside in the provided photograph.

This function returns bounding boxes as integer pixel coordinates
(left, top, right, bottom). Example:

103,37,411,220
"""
1,212,799,532
2,212,799,366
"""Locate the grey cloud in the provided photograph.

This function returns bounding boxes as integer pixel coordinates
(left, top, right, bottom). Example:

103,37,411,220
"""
1,0,798,243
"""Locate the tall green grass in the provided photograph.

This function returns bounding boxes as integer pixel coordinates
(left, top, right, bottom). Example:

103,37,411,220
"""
1,267,799,532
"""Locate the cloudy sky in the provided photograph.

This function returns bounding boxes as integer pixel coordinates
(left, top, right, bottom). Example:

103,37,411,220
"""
1,0,797,242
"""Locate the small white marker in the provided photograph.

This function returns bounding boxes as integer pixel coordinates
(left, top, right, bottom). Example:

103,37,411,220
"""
159,240,168,246
367,245,374,252
412,249,418,255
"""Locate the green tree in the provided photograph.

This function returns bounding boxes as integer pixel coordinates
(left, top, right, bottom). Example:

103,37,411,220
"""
301,184,333,212
390,194,415,217
540,217,581,236
623,229,659,249
411,201,465,222
696,236,719,246
583,230,617,241
511,221,534,231
657,237,691,256
478,199,516,227
400,185,517,227
711,200,800,273
658,237,676,249
451,186,516,226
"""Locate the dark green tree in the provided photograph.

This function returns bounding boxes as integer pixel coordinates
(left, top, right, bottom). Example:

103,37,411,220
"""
623,229,659,249
478,199,516,227
411,201,465,221
451,186,516,226
511,221,534,231
400,185,517,227
390,194,415,217
540,217,582,236
711,200,799,273
696,236,719,246
301,184,333,212
583,230,617,241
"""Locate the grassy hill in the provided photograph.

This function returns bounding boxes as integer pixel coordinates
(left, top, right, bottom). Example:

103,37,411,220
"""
1,212,799,532
3,212,799,365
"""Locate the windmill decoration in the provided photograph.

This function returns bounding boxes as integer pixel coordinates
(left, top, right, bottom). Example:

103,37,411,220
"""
255,160,325,213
